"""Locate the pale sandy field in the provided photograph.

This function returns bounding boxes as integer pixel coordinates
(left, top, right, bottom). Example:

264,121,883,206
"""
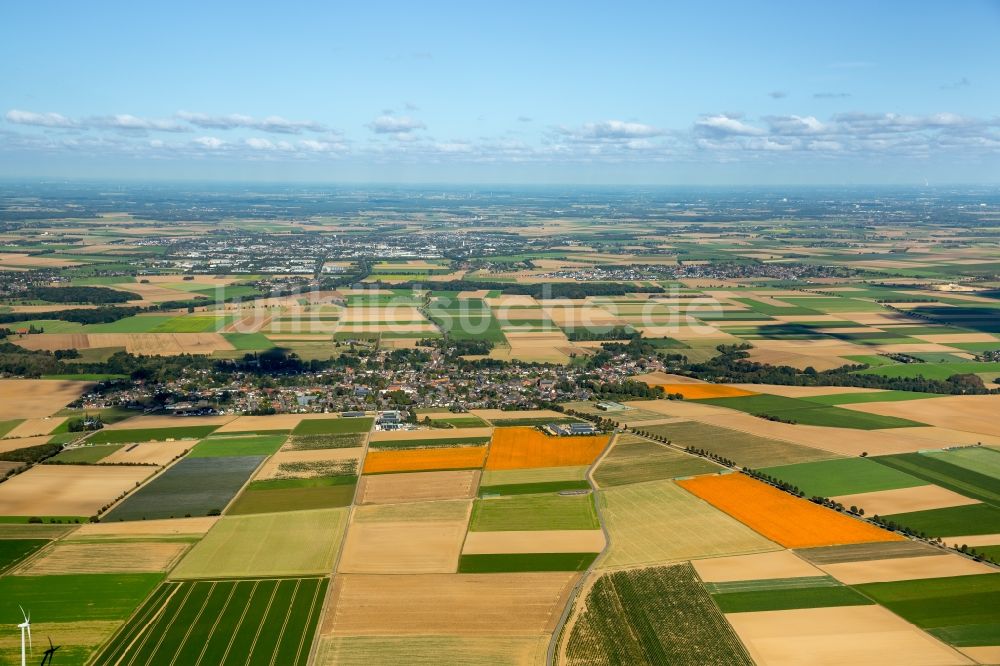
959,646,1000,664
369,427,491,442
0,379,93,419
632,371,708,385
462,529,605,555
16,333,234,355
352,499,472,524
100,440,192,465
622,399,732,419
3,417,65,438
817,553,995,585
0,253,81,268
846,394,1000,438
71,516,217,537
913,333,999,344
357,470,480,504
728,384,886,398
470,409,565,422
338,520,468,573
726,605,971,666
321,573,579,636
692,549,823,582
746,347,855,371
340,306,426,322
214,414,308,432
944,533,1000,548
256,447,362,480
314,635,549,666
15,541,188,575
831,485,979,515
105,414,235,430
0,465,153,516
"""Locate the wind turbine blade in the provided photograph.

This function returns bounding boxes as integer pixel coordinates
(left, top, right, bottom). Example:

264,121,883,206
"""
27,624,31,653
18,605,26,622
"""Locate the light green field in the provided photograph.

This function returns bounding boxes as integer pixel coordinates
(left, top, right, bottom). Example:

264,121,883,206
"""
643,421,836,468
188,434,286,457
923,447,1000,481
315,636,550,665
593,437,722,487
760,458,927,497
469,493,600,532
169,507,348,579
598,479,780,568
353,499,472,523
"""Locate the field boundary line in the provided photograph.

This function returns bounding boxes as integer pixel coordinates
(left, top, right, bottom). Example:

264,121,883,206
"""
547,430,616,666
193,582,238,666
167,581,217,666
244,575,283,662
266,578,302,666
306,422,373,666
129,581,198,666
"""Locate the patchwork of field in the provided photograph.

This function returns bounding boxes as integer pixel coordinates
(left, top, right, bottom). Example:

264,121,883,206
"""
0,465,153,517
357,469,479,504
592,435,722,487
91,577,328,666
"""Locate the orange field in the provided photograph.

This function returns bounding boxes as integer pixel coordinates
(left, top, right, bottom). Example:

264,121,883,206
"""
655,383,757,399
362,446,488,474
676,473,904,549
484,427,609,470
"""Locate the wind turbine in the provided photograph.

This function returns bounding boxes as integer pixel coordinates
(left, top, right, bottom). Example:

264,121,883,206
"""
17,606,31,666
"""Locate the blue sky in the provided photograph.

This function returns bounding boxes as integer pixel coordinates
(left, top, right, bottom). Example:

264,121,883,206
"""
2,0,998,184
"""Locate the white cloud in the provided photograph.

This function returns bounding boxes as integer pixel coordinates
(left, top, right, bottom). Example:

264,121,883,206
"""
367,115,426,134
194,136,224,149
694,114,765,136
766,115,826,135
177,111,326,134
5,109,78,128
563,120,664,141
91,114,189,132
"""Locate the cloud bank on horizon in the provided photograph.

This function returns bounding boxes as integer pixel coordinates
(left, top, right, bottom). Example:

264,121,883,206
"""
0,1,997,183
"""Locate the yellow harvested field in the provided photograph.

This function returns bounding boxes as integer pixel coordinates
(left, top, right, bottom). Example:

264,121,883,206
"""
340,306,425,322
462,529,605,555
485,427,609,470
746,347,854,371
481,465,589,486
338,322,438,333
693,411,962,456
913,333,999,343
470,409,565,423
0,435,54,455
322,573,579,636
369,427,492,442
14,540,188,574
0,465,153,516
16,333,235,355
100,440,192,465
622,399,731,419
831,485,980,515
256,447,362,480
959,647,1000,664
105,414,234,430
845,394,1000,438
314,635,549,666
71,516,217,537
692,550,824,583
728,384,887,398
944,533,1000,549
0,252,81,268
357,470,480,504
817,553,995,585
631,372,708,385
544,305,625,326
0,379,94,419
3,417,65,438
486,294,539,307
353,499,472,524
214,413,307,432
338,520,468,573
726,605,972,666
654,383,757,399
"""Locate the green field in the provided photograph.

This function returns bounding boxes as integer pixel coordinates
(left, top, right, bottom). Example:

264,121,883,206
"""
469,493,600,531
642,421,835,468
858,361,1000,380
0,538,48,573
478,479,591,496
922,447,1000,482
697,394,926,429
92,577,328,666
564,563,754,665
170,508,348,578
149,315,228,333
872,452,1000,506
427,415,489,428
188,434,286,458
709,577,873,612
594,438,722,487
0,419,21,437
222,332,277,350
40,372,129,381
46,443,124,463
0,572,162,622
227,476,357,514
802,390,941,406
286,432,367,450
458,552,598,573
103,456,265,521
882,503,1000,537
856,574,1000,646
83,314,178,333
87,424,220,444
292,416,373,435
760,458,926,497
